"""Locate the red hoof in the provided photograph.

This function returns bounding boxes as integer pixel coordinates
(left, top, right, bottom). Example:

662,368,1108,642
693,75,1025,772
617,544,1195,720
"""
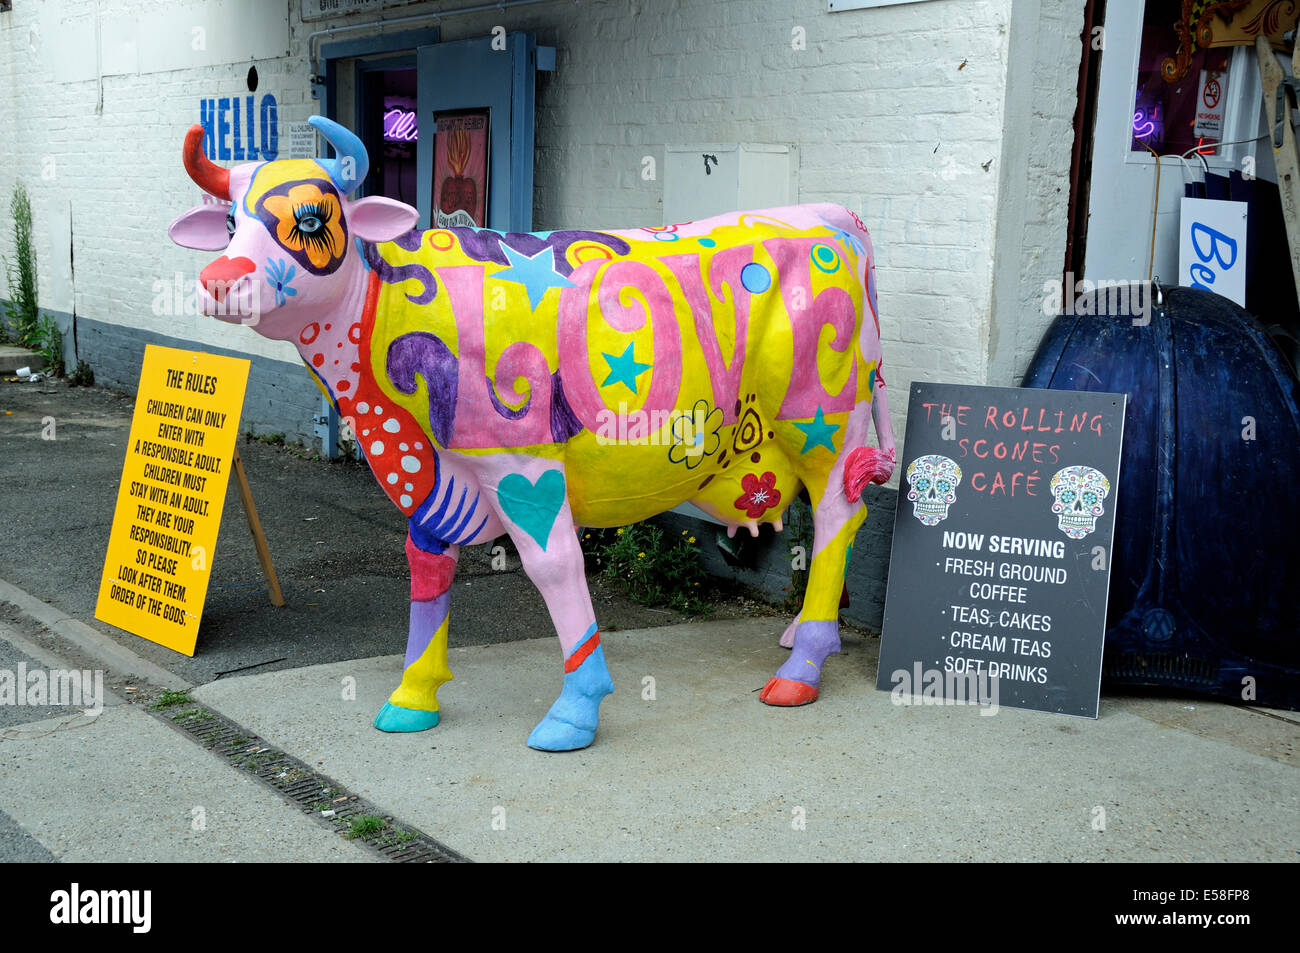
759,677,819,707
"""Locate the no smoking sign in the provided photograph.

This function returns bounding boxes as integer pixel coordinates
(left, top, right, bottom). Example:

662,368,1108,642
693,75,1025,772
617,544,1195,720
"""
1203,79,1221,109
1195,70,1226,139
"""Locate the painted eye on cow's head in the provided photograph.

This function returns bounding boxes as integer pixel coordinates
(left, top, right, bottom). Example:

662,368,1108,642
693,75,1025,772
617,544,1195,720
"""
289,202,332,251
256,181,348,274
226,208,236,236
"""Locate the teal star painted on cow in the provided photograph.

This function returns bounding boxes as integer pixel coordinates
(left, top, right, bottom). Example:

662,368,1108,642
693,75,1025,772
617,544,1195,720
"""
793,406,839,454
493,244,576,310
601,342,652,394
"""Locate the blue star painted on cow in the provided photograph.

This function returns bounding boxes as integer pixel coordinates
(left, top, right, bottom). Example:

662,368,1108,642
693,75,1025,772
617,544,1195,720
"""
601,342,652,393
493,244,576,310
793,406,839,454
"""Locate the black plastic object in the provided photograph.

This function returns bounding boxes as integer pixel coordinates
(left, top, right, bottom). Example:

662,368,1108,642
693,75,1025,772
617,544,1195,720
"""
1022,286,1300,710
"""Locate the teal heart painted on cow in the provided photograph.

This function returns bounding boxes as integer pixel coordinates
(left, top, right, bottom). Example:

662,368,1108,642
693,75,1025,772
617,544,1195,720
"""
498,470,567,551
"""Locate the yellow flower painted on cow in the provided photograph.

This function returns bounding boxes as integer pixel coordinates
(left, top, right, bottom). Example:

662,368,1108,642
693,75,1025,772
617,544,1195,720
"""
258,182,348,274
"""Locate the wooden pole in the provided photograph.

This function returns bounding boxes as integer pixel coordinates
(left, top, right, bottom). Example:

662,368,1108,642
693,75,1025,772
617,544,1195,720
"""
231,445,286,607
1256,35,1300,300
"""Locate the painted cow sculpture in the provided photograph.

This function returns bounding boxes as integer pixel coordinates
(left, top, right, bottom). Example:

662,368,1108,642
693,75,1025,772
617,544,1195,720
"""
170,116,896,751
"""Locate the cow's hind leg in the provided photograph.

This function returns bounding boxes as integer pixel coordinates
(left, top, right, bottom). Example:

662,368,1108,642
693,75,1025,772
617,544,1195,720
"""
483,463,613,751
374,531,457,732
761,493,865,706
762,403,883,706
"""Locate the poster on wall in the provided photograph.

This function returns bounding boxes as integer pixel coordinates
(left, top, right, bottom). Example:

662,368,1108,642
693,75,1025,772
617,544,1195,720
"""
876,382,1126,718
433,110,490,228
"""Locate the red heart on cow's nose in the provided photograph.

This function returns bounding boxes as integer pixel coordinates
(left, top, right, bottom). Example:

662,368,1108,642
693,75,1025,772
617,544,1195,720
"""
201,256,256,302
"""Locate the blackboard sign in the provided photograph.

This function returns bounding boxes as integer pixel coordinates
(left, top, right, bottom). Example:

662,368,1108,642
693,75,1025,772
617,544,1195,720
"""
876,382,1126,717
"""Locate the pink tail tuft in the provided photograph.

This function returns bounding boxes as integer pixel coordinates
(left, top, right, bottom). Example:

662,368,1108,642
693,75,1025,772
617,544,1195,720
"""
843,446,896,502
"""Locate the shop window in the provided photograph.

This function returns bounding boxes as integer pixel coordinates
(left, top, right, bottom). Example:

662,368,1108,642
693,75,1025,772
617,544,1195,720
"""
1131,0,1234,156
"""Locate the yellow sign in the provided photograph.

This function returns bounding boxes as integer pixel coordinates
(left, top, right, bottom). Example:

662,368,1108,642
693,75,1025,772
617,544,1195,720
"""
95,345,250,656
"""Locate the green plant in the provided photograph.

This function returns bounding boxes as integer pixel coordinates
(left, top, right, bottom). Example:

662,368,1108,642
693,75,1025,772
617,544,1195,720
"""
586,523,709,615
3,182,38,346
346,814,387,839
34,314,62,372
149,689,193,710
246,431,286,445
68,360,94,387
380,828,418,847
170,708,214,724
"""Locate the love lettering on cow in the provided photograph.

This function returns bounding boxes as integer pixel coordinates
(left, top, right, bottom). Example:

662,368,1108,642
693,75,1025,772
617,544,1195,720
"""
169,115,897,751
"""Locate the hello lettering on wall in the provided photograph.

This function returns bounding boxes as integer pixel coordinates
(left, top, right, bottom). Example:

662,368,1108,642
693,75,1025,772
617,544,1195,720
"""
199,94,279,162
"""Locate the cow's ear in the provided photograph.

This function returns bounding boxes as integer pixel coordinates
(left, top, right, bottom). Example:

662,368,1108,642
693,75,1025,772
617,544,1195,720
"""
348,196,419,241
169,205,231,251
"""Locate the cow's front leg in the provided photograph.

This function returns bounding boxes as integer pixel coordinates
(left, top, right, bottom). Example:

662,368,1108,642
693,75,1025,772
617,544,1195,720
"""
483,461,613,751
374,532,457,732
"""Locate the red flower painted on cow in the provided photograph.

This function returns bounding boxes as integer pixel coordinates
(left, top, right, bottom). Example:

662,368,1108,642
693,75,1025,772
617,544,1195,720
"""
735,471,781,519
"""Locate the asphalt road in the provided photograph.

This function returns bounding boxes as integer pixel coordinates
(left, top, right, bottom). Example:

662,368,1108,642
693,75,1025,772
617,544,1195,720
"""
0,377,785,687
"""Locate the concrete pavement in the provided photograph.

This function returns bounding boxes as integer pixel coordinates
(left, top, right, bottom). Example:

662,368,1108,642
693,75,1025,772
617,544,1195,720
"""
0,616,374,862
194,619,1298,863
2,567,1297,862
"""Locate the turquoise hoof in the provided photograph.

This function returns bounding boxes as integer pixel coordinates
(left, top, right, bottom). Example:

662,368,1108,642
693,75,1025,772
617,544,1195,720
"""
525,627,612,751
526,714,597,752
373,702,440,733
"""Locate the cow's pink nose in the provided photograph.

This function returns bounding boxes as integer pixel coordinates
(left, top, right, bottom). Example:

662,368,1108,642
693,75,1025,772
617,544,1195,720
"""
201,256,256,302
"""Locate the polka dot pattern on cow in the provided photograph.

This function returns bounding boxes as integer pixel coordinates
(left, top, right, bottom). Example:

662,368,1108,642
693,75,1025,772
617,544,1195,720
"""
322,275,438,518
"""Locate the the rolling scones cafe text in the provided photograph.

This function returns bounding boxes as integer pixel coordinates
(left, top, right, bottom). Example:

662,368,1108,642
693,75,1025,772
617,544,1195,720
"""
878,383,1125,717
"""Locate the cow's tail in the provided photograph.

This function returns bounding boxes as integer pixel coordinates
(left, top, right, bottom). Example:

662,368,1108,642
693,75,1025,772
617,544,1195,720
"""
843,371,896,502
835,202,896,502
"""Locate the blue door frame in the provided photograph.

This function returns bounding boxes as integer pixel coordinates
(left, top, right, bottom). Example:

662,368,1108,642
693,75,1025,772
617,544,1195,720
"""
416,32,538,232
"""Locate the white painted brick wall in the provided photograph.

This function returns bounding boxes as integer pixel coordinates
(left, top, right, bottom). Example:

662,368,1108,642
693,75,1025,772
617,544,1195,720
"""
988,0,1086,386
0,0,1085,450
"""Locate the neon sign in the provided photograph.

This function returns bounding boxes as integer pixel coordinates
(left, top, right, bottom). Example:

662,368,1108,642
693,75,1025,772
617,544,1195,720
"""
1132,108,1156,139
384,107,418,142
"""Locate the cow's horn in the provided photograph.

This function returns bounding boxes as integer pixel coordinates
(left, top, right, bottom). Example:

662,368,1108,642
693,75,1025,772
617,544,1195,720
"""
308,115,369,196
182,125,230,200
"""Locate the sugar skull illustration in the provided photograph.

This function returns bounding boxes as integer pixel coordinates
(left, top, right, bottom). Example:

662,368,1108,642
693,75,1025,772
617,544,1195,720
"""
1049,465,1111,539
905,454,962,526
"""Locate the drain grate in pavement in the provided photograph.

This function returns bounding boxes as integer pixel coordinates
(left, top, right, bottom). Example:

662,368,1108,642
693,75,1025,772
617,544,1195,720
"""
151,699,470,863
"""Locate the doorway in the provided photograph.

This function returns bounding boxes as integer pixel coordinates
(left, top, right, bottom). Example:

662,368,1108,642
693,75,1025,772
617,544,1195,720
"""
357,66,419,207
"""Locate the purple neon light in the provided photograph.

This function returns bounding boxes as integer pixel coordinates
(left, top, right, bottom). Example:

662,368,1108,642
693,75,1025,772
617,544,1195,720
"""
1132,108,1156,139
384,107,418,142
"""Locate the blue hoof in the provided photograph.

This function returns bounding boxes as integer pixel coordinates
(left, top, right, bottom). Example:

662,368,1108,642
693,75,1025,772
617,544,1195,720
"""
373,701,440,733
527,714,597,752
526,630,612,752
